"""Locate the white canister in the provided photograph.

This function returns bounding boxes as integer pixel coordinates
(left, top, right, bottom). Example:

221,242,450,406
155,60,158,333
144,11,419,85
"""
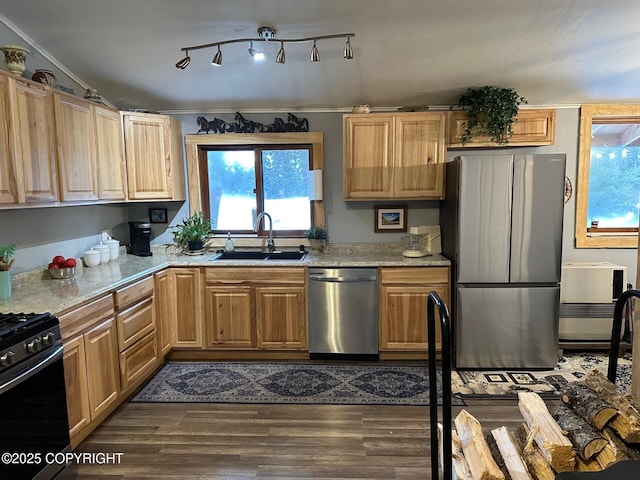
94,243,110,264
104,239,120,261
83,249,101,267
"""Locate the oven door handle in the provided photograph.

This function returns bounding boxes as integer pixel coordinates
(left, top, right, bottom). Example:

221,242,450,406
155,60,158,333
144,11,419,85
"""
0,344,64,395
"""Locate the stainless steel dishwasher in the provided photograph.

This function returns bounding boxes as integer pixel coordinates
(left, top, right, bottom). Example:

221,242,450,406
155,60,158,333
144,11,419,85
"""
308,267,379,360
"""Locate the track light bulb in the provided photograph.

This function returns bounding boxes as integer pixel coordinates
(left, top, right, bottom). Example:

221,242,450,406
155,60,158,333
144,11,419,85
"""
249,41,264,61
344,36,353,59
311,40,320,62
212,46,222,66
276,41,285,64
175,52,191,69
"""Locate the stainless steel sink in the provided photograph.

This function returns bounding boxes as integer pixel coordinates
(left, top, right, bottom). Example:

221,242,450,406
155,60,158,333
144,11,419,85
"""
212,251,306,260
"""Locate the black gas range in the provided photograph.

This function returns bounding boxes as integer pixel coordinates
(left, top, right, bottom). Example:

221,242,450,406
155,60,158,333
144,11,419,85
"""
0,311,72,480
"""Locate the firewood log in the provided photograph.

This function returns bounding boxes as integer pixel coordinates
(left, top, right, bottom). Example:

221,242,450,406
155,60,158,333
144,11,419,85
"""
602,427,640,461
551,405,609,460
581,369,640,443
485,432,511,479
491,426,533,480
594,444,619,469
518,392,575,472
515,424,556,480
560,382,618,429
454,409,505,480
574,456,602,471
438,423,473,480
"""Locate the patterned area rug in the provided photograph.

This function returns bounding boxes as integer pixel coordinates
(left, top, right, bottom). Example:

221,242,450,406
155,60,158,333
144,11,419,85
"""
131,361,464,406
452,351,633,398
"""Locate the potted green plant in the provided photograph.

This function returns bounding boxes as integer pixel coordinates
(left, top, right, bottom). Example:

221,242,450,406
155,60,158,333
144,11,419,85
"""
304,225,329,254
453,86,527,144
0,243,16,299
172,211,212,253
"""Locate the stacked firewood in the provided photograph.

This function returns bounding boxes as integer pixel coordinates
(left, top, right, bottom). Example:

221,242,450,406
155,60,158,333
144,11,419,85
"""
442,369,640,479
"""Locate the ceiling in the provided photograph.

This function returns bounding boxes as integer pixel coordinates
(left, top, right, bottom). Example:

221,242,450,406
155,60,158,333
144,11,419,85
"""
2,0,640,113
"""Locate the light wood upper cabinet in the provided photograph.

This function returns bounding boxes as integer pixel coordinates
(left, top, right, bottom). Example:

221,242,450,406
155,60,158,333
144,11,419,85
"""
8,76,58,203
53,93,98,201
447,108,556,147
95,105,126,200
0,74,18,204
122,112,185,201
343,112,446,200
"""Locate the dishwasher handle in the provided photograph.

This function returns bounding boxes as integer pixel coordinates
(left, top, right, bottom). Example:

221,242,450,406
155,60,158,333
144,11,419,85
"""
309,273,377,283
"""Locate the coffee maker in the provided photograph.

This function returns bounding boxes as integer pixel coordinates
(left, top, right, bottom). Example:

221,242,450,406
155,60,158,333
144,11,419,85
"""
129,222,152,256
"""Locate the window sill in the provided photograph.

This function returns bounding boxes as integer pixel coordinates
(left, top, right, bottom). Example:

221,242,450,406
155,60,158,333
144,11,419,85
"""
575,235,638,248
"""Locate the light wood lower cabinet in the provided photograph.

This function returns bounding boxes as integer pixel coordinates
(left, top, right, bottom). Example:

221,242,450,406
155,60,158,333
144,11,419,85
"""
203,267,307,350
61,295,120,446
379,267,450,358
172,268,203,347
154,269,175,355
114,276,158,389
256,286,307,349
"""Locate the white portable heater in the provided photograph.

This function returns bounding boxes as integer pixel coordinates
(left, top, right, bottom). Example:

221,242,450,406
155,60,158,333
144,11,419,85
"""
559,262,627,341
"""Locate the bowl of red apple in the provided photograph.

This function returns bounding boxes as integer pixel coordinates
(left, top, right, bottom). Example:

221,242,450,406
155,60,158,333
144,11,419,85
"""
48,255,77,279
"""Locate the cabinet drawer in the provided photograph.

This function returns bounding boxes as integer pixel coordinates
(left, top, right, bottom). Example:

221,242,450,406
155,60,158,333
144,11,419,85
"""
116,297,155,351
59,295,114,340
114,276,154,310
205,267,306,285
380,267,449,285
119,331,157,389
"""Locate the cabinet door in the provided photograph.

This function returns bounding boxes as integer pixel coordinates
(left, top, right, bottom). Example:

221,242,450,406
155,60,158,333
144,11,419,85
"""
63,334,91,439
123,112,172,199
95,105,126,200
172,268,202,347
256,286,307,349
204,285,255,348
53,93,98,201
343,115,394,199
84,318,120,418
394,113,445,198
0,74,18,204
119,331,158,389
10,79,58,203
447,109,556,147
154,270,174,355
379,284,448,352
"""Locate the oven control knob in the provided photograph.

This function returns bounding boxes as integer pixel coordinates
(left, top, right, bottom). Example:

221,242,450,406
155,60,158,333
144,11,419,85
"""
26,338,42,353
42,332,56,346
0,351,14,366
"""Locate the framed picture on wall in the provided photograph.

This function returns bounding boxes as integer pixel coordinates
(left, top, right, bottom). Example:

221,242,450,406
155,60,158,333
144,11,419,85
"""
374,205,407,232
149,208,168,224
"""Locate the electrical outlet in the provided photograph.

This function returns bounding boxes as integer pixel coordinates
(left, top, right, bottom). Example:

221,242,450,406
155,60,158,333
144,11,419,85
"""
101,229,111,242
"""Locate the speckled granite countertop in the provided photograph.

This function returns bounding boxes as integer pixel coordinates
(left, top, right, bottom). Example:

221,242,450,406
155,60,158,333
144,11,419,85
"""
1,244,450,316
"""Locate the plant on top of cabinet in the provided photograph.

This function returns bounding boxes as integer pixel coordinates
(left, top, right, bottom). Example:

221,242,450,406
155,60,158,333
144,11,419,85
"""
172,211,211,253
453,86,527,144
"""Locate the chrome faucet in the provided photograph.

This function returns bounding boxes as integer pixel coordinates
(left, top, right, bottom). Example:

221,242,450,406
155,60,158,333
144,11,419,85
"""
255,211,275,252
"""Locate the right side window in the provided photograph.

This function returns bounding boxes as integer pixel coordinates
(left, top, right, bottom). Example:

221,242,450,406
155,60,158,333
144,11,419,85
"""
575,105,640,248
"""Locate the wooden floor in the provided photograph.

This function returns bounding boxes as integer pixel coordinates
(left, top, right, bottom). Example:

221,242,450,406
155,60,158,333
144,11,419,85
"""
68,398,543,479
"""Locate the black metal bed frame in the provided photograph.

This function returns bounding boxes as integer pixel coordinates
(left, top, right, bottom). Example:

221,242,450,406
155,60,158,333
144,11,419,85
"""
426,289,640,480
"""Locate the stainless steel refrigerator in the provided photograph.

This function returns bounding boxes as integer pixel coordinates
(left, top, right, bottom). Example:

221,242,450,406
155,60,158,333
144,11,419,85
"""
440,154,566,369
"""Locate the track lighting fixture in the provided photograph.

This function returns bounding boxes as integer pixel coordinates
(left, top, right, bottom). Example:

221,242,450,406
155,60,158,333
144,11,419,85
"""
311,40,320,62
276,41,285,64
248,41,264,60
211,45,222,66
344,35,353,59
175,51,191,69
175,26,355,69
